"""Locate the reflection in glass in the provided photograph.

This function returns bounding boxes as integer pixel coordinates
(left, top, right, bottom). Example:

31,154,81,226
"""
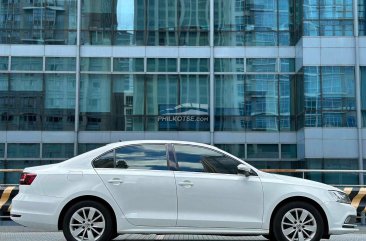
0,0,77,44
322,66,355,127
361,67,366,126
303,0,354,36
245,75,278,131
215,144,245,159
43,144,74,158
112,75,145,131
247,144,279,159
304,67,322,127
115,144,168,170
44,74,75,130
79,74,111,131
247,58,277,72
360,0,366,35
11,57,43,71
147,58,177,72
215,75,245,131
180,58,209,72
214,58,244,72
81,58,111,72
174,144,240,174
280,75,295,131
7,143,40,158
113,58,144,72
46,57,76,71
0,57,8,70
281,144,297,159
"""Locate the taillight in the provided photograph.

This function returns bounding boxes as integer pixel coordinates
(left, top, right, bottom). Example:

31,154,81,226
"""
20,173,37,185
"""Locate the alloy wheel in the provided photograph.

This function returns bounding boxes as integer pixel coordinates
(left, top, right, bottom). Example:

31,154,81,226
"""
69,207,106,241
281,208,317,241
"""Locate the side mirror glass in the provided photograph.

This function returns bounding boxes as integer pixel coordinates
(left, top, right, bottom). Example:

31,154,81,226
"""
237,164,252,177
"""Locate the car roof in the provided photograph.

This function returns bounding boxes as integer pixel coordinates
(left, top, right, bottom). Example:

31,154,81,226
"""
105,140,213,149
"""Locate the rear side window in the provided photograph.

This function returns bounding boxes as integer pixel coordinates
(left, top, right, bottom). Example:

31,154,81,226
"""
173,144,240,174
94,151,114,168
115,144,168,170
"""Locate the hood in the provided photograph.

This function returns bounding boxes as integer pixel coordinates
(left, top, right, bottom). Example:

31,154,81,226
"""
266,173,342,192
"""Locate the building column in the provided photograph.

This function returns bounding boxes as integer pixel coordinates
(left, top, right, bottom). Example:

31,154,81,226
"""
209,0,214,145
74,0,82,156
353,0,364,185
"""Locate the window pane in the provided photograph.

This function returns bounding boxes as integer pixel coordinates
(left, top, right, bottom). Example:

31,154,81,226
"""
81,58,111,72
113,58,144,72
214,58,244,72
215,144,245,159
247,144,279,159
10,73,43,91
322,66,355,127
93,150,114,168
0,74,8,91
112,74,145,131
0,143,4,158
280,58,295,72
7,143,40,158
79,74,111,130
361,67,366,126
247,58,277,72
147,58,177,72
180,58,209,72
281,144,297,159
0,1,77,45
45,57,76,71
245,75,278,131
174,144,240,174
11,57,43,71
81,0,113,45
115,144,168,170
42,143,74,158
0,57,8,70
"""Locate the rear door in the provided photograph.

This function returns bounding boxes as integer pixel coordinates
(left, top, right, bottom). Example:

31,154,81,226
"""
94,144,177,227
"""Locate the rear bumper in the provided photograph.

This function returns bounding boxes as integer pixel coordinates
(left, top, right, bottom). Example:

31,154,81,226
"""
10,193,62,231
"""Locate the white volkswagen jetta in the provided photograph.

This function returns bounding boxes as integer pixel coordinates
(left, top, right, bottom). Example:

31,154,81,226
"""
11,140,357,241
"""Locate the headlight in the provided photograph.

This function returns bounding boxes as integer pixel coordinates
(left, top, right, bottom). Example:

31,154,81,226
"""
329,190,351,204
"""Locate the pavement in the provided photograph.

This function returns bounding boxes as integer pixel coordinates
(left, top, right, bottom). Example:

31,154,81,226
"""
1,221,366,241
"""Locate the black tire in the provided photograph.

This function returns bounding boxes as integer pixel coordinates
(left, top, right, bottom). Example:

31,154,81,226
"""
272,201,324,241
62,200,114,241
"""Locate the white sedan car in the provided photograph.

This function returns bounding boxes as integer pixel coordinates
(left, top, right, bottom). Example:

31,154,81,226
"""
11,140,357,241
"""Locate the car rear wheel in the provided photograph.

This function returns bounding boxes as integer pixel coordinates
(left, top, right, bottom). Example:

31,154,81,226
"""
272,201,324,241
62,200,114,241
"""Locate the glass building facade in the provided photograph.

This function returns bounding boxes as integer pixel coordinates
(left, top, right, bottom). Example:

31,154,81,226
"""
0,0,366,185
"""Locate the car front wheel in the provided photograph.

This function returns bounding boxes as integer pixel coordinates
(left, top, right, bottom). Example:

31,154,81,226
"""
273,201,324,241
62,200,114,241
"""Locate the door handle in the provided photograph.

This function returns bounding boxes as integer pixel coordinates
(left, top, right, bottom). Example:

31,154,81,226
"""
178,180,194,188
107,178,123,185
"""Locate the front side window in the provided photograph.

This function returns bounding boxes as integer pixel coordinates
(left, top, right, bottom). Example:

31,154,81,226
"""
173,144,240,174
115,144,168,170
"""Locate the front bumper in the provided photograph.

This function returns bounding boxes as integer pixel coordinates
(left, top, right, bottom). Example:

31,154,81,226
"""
324,201,358,235
10,193,62,231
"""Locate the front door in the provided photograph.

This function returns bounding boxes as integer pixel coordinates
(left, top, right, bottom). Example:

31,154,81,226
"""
172,144,263,229
95,144,177,227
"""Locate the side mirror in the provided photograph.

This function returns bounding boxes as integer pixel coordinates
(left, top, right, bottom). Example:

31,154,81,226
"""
237,164,252,177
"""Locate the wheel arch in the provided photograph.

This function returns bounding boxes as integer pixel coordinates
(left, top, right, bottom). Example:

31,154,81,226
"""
269,196,329,239
57,195,117,233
